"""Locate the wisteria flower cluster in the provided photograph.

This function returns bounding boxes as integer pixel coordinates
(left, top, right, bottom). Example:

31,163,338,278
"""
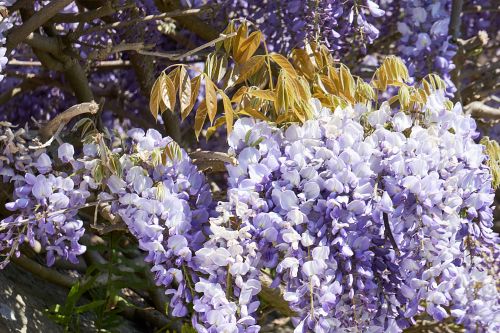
0,0,15,82
86,128,214,318
0,123,89,268
199,95,500,332
205,0,385,53
397,0,457,93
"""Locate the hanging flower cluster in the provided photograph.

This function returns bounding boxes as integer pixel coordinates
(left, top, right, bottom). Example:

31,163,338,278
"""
199,94,500,332
0,0,15,82
397,0,457,93
98,128,213,317
0,14,499,330
0,124,89,268
202,0,385,53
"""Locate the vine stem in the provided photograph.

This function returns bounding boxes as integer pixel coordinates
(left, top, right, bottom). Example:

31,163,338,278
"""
11,254,77,288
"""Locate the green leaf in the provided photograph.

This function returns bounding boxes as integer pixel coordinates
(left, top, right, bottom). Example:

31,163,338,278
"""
75,300,107,314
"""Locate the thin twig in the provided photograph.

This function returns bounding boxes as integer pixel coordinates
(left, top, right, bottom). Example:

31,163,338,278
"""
155,0,219,41
39,101,99,140
9,58,132,68
70,7,208,39
137,32,237,60
383,212,401,256
465,101,500,119
449,0,464,41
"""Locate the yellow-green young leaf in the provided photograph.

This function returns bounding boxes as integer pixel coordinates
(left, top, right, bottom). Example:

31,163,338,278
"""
162,141,182,164
339,65,355,101
372,56,409,89
270,53,298,78
412,88,427,105
204,53,215,78
149,76,162,119
247,89,275,101
235,56,265,84
355,79,375,102
291,105,306,123
206,116,226,140
238,107,270,121
232,22,248,60
398,85,410,109
178,67,191,116
194,100,207,140
224,22,236,53
422,79,432,95
214,55,228,83
327,66,342,92
160,73,176,112
275,71,287,113
317,74,336,94
182,75,201,121
275,112,294,125
205,78,218,124
235,31,262,63
293,76,311,102
274,71,297,115
168,67,180,94
221,92,234,135
421,74,446,93
388,95,399,105
291,48,315,81
231,86,248,103
216,21,235,51
480,137,500,189
444,99,453,110
205,53,228,83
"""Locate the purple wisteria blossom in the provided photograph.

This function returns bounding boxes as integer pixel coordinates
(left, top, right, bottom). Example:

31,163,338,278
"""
210,95,500,332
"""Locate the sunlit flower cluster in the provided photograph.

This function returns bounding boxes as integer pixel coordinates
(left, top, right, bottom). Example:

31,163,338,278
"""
202,96,500,332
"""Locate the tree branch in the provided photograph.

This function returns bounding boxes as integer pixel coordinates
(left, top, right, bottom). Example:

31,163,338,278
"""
6,0,74,53
154,0,219,41
23,32,62,54
39,101,99,140
11,254,78,288
449,0,464,41
71,6,211,39
50,2,134,23
465,101,500,119
138,32,236,60
9,58,132,69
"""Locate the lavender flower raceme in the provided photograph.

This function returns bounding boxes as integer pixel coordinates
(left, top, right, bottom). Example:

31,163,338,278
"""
397,0,457,94
0,0,15,82
97,128,213,318
199,1,385,54
0,124,89,268
212,95,499,332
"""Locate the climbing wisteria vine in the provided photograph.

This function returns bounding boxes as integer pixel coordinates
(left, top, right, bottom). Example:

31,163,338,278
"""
0,1,498,333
